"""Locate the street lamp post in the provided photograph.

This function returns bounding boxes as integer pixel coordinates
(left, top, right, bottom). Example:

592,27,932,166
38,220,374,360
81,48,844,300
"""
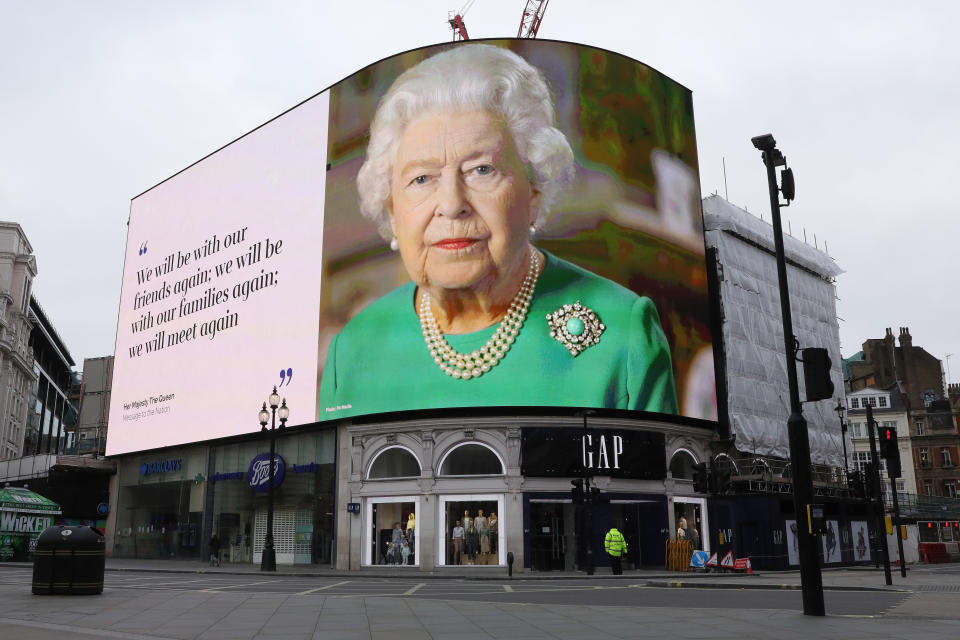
751,133,824,616
835,400,849,482
258,387,288,572
581,409,596,576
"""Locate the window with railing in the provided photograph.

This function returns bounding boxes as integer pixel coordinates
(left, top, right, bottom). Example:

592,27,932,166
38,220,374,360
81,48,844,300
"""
942,448,953,468
920,448,930,468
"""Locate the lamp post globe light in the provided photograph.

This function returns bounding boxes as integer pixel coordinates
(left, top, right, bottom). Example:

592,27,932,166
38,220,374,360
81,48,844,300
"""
258,387,288,572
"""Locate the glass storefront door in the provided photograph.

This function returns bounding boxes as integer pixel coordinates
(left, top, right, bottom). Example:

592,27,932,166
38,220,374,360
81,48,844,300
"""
529,503,567,571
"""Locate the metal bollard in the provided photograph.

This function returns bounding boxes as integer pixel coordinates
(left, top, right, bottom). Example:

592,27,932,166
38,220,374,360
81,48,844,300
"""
507,551,514,578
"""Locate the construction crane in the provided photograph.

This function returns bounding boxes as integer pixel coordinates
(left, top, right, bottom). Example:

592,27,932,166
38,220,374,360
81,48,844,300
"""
448,0,475,41
447,0,550,41
517,0,549,38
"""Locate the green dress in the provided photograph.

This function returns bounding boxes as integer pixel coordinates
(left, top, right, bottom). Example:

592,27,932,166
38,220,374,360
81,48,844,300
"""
319,251,677,419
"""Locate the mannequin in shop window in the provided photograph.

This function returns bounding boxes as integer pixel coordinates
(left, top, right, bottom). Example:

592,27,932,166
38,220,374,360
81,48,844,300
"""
466,519,479,564
406,512,416,551
488,513,498,557
462,509,472,532
390,522,403,564
452,520,465,565
475,509,489,560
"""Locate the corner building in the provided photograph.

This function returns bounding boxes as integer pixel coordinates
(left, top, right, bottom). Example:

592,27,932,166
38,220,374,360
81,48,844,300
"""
333,409,713,572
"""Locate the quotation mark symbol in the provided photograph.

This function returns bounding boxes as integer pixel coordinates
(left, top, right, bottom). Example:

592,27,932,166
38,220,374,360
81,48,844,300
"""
279,367,293,387
138,241,148,256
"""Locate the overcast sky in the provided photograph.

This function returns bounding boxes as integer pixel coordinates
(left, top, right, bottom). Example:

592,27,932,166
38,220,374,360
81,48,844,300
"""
4,1,958,385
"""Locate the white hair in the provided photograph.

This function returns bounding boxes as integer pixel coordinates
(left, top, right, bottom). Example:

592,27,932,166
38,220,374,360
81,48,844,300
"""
356,43,575,240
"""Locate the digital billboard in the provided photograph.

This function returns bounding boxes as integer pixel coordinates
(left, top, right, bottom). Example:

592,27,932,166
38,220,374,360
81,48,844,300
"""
109,39,716,456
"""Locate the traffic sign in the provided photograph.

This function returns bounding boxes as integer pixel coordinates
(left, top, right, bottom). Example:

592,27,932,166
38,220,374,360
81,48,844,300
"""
720,550,735,568
690,550,709,568
705,552,718,567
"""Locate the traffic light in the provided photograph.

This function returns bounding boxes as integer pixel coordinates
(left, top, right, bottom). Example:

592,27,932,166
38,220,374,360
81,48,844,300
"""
714,468,732,494
692,462,709,494
879,426,901,478
802,347,834,402
848,470,865,499
878,426,898,458
571,478,585,505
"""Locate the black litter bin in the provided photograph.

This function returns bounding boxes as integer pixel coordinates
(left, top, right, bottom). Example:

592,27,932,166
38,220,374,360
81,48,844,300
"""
32,526,105,595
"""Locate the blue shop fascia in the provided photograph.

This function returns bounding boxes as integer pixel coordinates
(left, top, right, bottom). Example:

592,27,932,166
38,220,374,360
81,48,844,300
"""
108,425,336,565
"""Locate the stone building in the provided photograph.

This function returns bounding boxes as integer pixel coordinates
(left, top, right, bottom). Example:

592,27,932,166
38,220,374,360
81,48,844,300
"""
844,327,954,498
0,222,38,459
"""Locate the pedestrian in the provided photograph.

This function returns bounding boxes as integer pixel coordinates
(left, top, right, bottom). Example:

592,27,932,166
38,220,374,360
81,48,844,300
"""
209,533,221,567
604,526,627,575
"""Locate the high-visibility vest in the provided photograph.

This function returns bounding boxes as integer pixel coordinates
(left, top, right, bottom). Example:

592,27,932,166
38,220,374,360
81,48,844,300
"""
605,529,627,556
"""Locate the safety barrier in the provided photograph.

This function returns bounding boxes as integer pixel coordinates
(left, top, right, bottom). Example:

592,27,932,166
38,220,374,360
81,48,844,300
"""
665,539,693,571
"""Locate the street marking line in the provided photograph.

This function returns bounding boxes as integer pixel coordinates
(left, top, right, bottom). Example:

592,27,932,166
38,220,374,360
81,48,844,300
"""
296,580,351,595
502,584,513,592
403,583,426,595
200,580,277,592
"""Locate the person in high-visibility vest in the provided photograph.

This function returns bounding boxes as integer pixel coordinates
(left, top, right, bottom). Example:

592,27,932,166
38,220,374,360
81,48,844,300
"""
604,526,628,575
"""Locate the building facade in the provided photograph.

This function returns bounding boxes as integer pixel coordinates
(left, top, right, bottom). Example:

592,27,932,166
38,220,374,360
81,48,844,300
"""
0,222,37,460
844,385,915,499
26,296,78,456
844,327,955,499
68,356,113,456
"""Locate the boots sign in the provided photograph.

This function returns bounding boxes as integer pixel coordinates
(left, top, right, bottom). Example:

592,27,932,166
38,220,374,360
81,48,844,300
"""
521,427,666,479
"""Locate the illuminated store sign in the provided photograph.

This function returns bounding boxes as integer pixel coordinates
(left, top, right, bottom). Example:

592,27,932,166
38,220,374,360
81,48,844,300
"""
520,427,666,479
247,453,285,493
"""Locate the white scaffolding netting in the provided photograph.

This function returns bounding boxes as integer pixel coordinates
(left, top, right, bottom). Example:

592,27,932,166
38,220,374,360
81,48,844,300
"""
702,195,849,467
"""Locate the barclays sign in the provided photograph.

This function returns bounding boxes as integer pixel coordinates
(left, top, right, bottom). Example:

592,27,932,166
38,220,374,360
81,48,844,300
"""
247,453,285,493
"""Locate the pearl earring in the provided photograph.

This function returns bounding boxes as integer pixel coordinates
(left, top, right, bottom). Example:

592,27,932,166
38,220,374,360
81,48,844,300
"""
390,237,399,251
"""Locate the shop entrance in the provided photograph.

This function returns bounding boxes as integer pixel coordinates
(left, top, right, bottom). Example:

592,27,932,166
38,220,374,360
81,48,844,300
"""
529,503,571,571
673,496,708,552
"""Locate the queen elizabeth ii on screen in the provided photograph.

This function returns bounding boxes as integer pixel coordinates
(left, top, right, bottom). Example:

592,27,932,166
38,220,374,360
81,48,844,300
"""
318,43,677,418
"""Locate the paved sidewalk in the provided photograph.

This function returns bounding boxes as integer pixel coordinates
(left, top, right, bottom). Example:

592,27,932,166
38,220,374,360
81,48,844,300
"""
3,561,960,638
4,556,952,591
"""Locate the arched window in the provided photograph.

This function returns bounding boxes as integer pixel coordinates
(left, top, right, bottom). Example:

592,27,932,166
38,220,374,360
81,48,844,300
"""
713,453,739,475
367,446,421,479
438,443,504,476
669,449,697,480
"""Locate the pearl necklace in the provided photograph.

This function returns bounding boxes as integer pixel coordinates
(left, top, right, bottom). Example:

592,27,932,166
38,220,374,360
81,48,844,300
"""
418,251,542,380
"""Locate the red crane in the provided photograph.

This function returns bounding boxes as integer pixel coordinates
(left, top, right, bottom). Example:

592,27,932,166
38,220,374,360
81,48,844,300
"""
517,0,549,38
448,0,475,41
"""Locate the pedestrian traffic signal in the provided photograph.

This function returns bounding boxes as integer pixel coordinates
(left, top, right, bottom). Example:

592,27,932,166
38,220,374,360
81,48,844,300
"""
571,478,585,504
878,426,902,478
692,462,709,494
879,426,898,458
801,347,834,402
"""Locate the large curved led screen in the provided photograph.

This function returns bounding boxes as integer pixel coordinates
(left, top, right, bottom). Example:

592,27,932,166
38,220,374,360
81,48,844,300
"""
109,39,716,455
